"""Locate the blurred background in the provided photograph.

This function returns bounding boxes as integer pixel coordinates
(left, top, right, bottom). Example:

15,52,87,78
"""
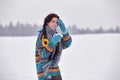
0,0,120,80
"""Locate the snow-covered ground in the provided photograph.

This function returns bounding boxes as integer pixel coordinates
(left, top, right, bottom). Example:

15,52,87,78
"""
0,34,120,80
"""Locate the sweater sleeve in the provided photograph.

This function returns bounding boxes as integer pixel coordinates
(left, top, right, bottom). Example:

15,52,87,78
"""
61,32,72,49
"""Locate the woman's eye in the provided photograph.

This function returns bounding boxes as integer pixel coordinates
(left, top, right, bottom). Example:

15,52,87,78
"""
51,21,54,23
52,21,56,23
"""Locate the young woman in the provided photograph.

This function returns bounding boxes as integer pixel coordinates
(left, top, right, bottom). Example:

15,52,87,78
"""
35,13,72,80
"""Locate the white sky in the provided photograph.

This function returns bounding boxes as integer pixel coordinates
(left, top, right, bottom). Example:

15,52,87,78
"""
0,0,120,29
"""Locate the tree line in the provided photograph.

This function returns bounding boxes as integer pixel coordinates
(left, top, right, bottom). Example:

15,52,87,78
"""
68,25,120,34
0,22,120,36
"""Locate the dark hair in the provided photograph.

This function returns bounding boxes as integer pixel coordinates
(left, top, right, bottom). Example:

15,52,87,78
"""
43,13,60,60
43,13,59,39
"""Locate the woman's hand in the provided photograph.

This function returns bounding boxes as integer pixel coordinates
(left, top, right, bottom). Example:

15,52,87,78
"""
49,34,62,48
58,19,67,34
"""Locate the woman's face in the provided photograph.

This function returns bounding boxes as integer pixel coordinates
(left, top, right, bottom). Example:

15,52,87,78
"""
47,17,58,30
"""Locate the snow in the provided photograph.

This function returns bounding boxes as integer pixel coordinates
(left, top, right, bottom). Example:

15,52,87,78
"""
0,34,120,80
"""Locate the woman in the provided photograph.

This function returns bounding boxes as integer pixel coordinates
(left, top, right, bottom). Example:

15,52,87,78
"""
35,13,72,80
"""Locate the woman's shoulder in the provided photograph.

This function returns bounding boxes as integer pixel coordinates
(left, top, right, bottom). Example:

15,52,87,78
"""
37,29,44,41
38,29,44,37
38,29,43,33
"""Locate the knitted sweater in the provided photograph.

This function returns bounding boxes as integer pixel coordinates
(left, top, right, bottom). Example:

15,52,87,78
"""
35,29,72,80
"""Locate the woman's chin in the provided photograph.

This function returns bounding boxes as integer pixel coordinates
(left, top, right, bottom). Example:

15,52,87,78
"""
52,27,57,30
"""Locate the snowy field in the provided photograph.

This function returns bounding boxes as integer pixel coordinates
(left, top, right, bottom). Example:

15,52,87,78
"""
0,34,120,80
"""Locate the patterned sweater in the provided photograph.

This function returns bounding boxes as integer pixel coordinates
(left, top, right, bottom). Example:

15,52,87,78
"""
35,29,72,80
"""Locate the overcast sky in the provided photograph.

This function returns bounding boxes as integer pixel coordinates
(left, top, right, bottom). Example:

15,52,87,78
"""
0,0,120,29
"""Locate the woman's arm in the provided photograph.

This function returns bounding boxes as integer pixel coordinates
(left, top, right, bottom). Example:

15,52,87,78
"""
58,19,72,49
35,31,51,79
61,32,72,49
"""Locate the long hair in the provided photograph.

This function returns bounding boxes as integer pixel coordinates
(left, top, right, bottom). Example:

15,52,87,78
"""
43,13,59,39
42,13,60,60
